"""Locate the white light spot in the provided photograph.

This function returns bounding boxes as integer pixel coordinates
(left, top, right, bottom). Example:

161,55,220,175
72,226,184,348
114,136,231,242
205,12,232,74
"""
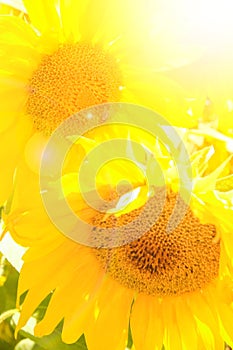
86,112,93,120
227,100,233,112
187,107,193,116
0,231,26,272
227,139,233,153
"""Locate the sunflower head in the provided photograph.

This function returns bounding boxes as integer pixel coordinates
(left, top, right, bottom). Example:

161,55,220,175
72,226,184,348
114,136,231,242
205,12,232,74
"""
27,43,123,135
0,0,209,207
2,110,233,349
93,187,220,296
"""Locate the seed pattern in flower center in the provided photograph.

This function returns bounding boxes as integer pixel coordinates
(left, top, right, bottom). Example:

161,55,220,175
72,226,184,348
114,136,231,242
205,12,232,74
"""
93,188,220,296
26,43,122,135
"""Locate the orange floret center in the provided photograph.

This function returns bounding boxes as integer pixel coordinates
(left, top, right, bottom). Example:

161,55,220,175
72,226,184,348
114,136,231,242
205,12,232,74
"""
93,188,220,296
27,43,122,135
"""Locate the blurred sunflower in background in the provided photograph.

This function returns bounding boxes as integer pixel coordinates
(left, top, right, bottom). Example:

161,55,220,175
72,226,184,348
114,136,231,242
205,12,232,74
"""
0,0,203,206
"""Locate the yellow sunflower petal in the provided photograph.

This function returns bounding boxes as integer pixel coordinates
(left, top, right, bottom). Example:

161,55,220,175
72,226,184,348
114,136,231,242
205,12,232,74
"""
217,303,233,348
0,63,31,131
0,15,37,45
17,240,79,296
35,251,103,342
190,146,214,177
78,0,135,45
59,296,94,344
24,132,49,174
131,294,164,350
17,242,94,333
22,0,61,36
59,0,88,42
193,155,232,193
175,298,198,350
196,320,223,350
60,261,105,344
188,290,220,341
0,116,32,204
163,299,183,350
216,174,233,192
85,278,133,350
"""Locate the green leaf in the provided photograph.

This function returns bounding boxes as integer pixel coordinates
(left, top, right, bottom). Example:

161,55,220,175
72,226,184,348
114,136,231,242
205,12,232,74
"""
31,345,47,350
0,263,19,313
127,323,133,349
0,320,17,350
19,328,88,350
33,294,52,322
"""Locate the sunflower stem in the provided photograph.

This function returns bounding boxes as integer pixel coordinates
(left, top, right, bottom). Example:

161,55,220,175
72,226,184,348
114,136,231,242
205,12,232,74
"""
0,308,19,324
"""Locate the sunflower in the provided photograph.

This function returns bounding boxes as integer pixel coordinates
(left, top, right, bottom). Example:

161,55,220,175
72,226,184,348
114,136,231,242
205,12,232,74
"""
0,0,202,205
2,115,233,350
